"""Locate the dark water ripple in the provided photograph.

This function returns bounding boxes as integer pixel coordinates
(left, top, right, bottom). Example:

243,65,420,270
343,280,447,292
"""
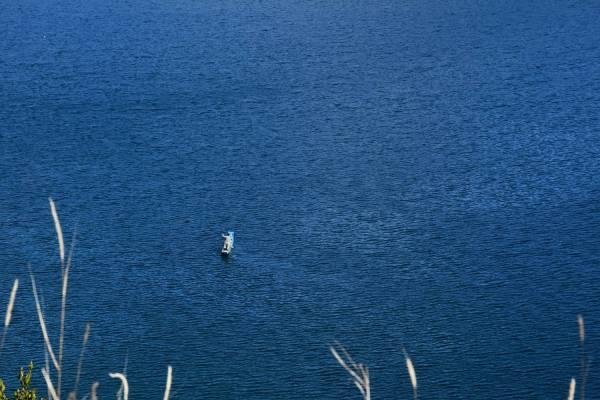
1,0,600,399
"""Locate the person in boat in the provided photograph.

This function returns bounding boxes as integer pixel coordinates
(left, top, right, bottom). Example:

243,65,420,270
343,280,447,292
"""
222,233,232,249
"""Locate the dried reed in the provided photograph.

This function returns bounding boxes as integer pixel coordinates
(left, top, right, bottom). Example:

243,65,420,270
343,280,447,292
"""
45,349,51,400
0,278,19,352
4,279,18,328
116,354,129,400
568,378,576,400
403,349,418,400
49,197,65,268
30,271,60,371
163,365,173,400
42,367,60,400
330,343,370,400
81,382,99,400
73,323,91,398
58,231,76,399
109,372,129,400
91,382,99,400
577,314,588,400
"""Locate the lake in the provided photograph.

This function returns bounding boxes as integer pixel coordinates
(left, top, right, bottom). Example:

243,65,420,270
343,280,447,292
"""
1,0,599,398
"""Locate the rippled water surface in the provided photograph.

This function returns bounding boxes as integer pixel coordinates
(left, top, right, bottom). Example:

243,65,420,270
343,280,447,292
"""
1,0,599,398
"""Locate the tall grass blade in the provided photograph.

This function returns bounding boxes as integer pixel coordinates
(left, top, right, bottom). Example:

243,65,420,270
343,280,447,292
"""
330,343,370,400
49,197,65,267
42,367,60,400
330,345,365,387
577,315,585,344
577,315,587,400
74,323,91,397
405,354,418,399
4,279,18,328
116,353,129,400
90,382,99,400
163,365,173,400
45,349,51,400
109,373,129,400
58,232,76,399
362,365,370,400
0,278,19,352
30,271,60,371
568,378,576,400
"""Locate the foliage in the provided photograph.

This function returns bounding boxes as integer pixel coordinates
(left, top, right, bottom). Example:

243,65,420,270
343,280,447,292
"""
0,378,7,400
0,363,42,400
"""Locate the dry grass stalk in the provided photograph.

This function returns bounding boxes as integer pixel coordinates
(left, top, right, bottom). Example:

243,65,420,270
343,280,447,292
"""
576,314,588,400
109,373,129,400
4,279,18,328
568,378,576,400
49,197,65,267
45,349,51,400
163,365,173,400
0,278,19,352
403,349,418,399
30,271,60,371
57,233,76,399
116,354,129,400
89,382,99,400
330,343,370,400
73,323,91,397
42,367,60,400
577,315,585,344
91,382,99,400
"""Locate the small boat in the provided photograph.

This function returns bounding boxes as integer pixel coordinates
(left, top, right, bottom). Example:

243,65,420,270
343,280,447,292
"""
221,231,234,256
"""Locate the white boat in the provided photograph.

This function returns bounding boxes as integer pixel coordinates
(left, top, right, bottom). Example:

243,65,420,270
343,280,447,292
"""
221,231,234,256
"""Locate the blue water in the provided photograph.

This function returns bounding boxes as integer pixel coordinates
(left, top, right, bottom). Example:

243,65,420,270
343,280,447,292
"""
1,0,599,398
